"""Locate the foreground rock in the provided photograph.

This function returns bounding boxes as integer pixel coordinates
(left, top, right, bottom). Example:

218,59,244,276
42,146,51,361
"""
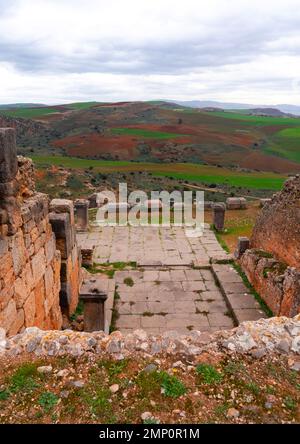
0,315,299,359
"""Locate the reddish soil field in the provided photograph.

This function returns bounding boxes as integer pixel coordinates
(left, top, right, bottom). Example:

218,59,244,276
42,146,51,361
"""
53,133,138,159
114,123,258,148
239,151,300,173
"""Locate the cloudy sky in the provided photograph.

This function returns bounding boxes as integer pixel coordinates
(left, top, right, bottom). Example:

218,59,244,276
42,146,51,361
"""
0,0,300,105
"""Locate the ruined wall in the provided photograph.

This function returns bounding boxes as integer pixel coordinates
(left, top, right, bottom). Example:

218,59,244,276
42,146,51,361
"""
0,128,62,334
240,250,300,316
250,175,300,268
49,199,82,316
240,175,300,317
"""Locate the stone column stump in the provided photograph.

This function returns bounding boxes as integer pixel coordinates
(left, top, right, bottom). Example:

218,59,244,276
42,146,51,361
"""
234,236,250,259
80,278,108,332
212,203,226,231
74,199,89,231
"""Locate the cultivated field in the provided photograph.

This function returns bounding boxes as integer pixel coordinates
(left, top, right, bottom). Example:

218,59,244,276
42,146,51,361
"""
1,101,300,173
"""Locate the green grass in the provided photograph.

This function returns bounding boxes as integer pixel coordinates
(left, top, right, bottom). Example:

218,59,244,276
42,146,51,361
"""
0,106,61,119
98,359,129,380
196,364,223,384
206,110,300,126
9,363,39,393
137,370,186,398
0,390,10,401
111,127,188,139
67,102,98,110
154,171,285,190
38,392,59,412
265,127,300,163
284,396,297,411
31,155,286,191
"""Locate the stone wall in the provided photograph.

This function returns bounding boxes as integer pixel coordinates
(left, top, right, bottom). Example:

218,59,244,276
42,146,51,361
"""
49,199,82,316
250,175,300,268
240,250,300,316
0,128,62,335
0,128,82,335
239,175,300,317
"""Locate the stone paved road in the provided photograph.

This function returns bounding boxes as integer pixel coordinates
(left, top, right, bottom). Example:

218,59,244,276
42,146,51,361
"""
114,268,235,335
77,225,230,267
77,225,266,334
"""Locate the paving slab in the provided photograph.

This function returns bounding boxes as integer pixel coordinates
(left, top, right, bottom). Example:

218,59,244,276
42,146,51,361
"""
79,224,268,334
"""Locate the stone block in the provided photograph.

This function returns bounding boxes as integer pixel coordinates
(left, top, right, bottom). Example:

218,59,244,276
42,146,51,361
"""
34,280,46,326
11,231,27,275
8,308,25,336
24,291,36,327
45,234,57,264
14,276,29,308
212,202,225,231
0,299,17,333
50,199,75,225
44,265,54,296
49,212,72,259
234,236,250,259
0,238,8,257
74,199,89,231
226,197,247,210
0,128,18,182
31,248,46,284
80,277,108,332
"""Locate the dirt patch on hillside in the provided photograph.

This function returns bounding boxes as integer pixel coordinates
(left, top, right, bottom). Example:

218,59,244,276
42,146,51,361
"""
239,151,300,173
53,134,138,159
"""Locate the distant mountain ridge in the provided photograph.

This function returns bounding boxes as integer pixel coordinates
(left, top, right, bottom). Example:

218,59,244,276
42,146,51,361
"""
169,100,300,116
1,100,300,115
0,103,46,109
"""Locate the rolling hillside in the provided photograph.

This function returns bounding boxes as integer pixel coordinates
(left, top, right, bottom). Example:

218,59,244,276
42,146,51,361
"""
0,101,300,174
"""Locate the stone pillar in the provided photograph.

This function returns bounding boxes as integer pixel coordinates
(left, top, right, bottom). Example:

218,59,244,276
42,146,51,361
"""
74,199,89,231
88,193,98,209
0,128,21,236
234,236,250,259
0,128,18,182
80,278,108,332
49,199,81,316
212,203,226,231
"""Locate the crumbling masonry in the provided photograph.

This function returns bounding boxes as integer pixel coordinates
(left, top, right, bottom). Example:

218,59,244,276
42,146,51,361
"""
0,128,81,334
239,175,300,317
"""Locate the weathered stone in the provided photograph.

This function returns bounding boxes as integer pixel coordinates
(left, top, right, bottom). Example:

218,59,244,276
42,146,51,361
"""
37,365,53,374
226,197,247,210
275,339,290,354
50,199,75,225
0,327,6,341
251,347,266,359
71,380,85,388
251,176,300,269
49,212,72,259
0,128,18,182
291,336,300,354
227,407,240,418
212,203,225,231
109,384,119,393
234,236,250,259
74,199,89,231
144,363,158,373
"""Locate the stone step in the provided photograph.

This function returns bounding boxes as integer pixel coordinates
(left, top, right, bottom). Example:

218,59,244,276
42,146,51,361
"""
211,263,267,325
